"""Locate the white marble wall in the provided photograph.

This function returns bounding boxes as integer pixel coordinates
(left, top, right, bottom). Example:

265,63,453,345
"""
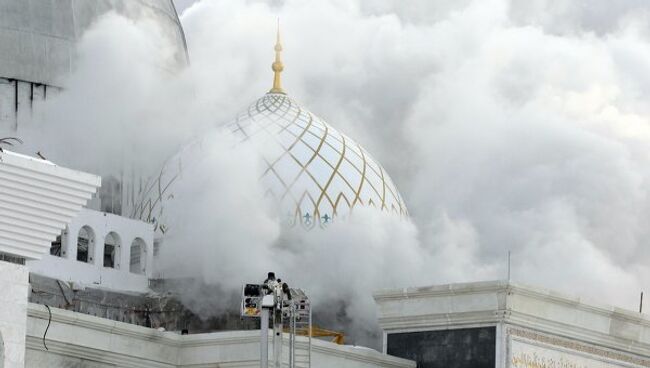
27,208,154,293
374,280,650,368
25,304,414,368
26,351,116,368
0,261,29,368
507,326,648,368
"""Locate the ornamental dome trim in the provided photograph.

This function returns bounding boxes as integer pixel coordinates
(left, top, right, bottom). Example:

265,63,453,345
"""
225,92,408,229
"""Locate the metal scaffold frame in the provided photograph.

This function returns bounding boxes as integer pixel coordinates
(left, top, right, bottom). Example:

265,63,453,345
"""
241,272,312,368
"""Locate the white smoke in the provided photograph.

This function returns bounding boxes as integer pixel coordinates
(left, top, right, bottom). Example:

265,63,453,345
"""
9,0,650,348
175,0,650,341
160,130,281,290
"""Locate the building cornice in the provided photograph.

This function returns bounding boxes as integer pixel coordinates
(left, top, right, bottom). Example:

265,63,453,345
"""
376,280,650,327
373,280,511,301
375,280,650,360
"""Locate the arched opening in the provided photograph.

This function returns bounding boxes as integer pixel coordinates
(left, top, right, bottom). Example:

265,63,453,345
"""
77,226,95,263
104,232,121,269
129,238,147,274
49,233,63,257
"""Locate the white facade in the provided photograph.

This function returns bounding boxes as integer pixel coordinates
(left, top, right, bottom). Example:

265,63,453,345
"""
0,150,100,368
374,280,650,368
25,303,415,368
0,261,29,368
27,208,154,293
0,150,101,260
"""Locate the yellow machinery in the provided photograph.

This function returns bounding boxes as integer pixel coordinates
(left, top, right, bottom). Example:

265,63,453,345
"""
286,326,345,345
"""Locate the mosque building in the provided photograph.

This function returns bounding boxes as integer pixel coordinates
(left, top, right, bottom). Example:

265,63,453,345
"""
1,1,650,368
137,28,407,234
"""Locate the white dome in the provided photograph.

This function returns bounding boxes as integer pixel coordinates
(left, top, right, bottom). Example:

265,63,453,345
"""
224,92,408,228
132,91,408,231
131,31,407,230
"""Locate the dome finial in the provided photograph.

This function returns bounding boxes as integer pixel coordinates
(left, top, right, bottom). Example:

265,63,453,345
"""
269,19,285,94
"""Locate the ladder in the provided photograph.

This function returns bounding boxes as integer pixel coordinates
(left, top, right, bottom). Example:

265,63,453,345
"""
287,290,311,368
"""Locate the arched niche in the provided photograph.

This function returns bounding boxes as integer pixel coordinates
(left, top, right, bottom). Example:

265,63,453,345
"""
129,238,147,275
103,232,121,269
77,226,96,264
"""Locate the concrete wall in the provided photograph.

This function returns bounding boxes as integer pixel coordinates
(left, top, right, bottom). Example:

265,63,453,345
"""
25,304,415,368
0,261,29,368
0,79,57,131
27,208,154,292
507,327,649,368
0,0,188,87
0,0,188,132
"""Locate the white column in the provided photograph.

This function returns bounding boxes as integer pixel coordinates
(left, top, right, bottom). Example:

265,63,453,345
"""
66,225,79,261
144,240,154,277
0,261,29,368
120,237,131,272
94,231,105,267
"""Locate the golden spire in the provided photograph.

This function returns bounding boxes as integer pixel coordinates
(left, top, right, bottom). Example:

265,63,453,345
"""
269,20,285,94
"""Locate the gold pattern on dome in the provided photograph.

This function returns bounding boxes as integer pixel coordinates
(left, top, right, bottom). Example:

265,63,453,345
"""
227,93,408,228
133,64,408,231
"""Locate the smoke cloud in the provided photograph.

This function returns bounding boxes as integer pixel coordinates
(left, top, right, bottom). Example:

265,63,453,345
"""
8,0,650,348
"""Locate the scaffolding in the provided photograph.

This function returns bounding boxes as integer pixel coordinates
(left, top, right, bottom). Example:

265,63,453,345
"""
287,290,311,368
241,273,312,368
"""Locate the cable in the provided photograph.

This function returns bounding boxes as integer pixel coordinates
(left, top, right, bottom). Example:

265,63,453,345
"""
43,305,51,351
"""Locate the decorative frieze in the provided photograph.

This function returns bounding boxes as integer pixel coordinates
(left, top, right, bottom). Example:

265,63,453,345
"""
508,327,650,368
